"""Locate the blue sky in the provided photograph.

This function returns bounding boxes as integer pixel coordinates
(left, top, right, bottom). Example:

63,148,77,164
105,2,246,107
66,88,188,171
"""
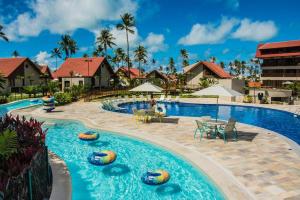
0,0,299,72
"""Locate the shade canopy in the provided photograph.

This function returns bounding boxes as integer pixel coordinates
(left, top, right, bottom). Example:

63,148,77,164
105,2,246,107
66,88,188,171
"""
129,82,163,93
282,81,293,85
192,85,243,97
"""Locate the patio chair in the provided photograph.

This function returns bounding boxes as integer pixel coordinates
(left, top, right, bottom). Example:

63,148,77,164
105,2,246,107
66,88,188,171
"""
159,95,165,101
174,96,180,102
165,95,172,102
132,108,140,122
194,120,213,140
216,118,238,143
146,95,151,101
139,94,146,101
132,95,137,102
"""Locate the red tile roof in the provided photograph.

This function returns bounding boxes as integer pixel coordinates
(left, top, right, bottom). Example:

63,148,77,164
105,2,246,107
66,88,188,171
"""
117,67,145,78
256,52,300,59
53,57,111,78
184,61,231,79
39,64,53,78
258,40,300,50
0,57,27,77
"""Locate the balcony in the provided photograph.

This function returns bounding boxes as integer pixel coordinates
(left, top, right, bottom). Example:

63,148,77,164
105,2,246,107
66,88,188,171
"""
262,73,299,77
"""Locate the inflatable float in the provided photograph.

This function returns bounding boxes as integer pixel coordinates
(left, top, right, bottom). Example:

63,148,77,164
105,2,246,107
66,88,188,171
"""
141,169,170,185
42,96,55,112
78,131,99,141
88,150,117,165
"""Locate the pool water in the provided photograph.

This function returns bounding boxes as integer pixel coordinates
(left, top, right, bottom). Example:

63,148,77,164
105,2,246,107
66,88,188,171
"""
0,99,42,117
44,119,225,200
117,102,300,144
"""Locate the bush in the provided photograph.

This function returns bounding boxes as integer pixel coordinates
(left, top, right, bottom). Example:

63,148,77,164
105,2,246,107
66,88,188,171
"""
69,85,83,101
0,115,46,190
243,95,253,103
54,92,72,105
23,85,41,98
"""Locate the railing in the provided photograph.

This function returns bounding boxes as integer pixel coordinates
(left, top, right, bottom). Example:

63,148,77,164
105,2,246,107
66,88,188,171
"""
262,73,299,77
83,88,131,102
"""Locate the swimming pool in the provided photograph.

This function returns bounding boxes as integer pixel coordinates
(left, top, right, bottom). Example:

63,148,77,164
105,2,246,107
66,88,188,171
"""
0,99,42,117
116,102,300,145
44,119,225,200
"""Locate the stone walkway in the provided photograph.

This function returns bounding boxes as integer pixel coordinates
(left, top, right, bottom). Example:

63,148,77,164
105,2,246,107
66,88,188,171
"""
12,100,300,200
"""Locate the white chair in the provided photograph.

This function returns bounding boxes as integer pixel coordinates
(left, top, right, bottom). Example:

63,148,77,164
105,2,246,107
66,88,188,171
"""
165,95,172,102
174,96,180,102
132,95,137,102
159,95,165,101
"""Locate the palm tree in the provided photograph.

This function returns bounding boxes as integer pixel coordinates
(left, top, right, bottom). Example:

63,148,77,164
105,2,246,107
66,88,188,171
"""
210,56,217,63
58,34,78,59
180,49,189,68
169,57,176,74
12,50,19,57
0,24,8,42
96,29,116,56
93,45,104,57
114,48,125,67
51,47,62,70
83,53,89,58
134,45,148,77
220,61,225,69
116,13,135,79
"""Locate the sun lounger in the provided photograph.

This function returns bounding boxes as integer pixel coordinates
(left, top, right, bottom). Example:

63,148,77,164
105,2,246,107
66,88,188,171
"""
159,95,165,102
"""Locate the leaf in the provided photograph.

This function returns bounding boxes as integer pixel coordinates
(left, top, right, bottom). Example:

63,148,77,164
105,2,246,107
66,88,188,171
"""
0,129,18,159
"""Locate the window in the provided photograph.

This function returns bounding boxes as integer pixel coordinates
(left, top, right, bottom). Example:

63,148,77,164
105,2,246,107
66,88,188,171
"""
79,80,83,86
65,81,70,87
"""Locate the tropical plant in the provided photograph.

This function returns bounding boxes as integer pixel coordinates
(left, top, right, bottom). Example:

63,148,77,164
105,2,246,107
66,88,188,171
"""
11,50,19,58
177,73,186,92
54,92,72,105
134,45,147,77
83,53,89,58
116,13,135,79
96,29,116,56
46,81,59,95
22,86,40,98
92,45,104,57
69,85,83,101
210,56,217,63
199,77,216,89
0,24,8,42
220,61,225,69
69,70,74,86
0,73,5,89
114,48,125,67
285,82,300,97
50,47,62,70
168,57,176,74
58,34,78,59
180,49,189,68
0,129,18,159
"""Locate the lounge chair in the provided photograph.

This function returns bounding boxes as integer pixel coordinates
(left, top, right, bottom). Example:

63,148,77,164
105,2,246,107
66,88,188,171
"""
139,94,146,101
174,96,180,102
195,120,213,140
146,95,151,101
159,95,165,102
216,118,238,143
165,95,172,102
132,95,137,102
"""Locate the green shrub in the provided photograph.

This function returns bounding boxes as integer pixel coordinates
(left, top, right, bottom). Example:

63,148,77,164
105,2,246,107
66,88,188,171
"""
69,85,83,101
243,95,253,103
54,92,72,105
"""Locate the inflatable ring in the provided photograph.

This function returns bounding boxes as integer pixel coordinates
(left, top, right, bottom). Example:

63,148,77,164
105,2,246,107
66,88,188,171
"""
42,97,54,103
88,150,117,165
78,131,99,141
141,169,170,185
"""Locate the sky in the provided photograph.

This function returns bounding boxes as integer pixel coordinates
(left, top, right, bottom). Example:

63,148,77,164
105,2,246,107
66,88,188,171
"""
0,0,299,72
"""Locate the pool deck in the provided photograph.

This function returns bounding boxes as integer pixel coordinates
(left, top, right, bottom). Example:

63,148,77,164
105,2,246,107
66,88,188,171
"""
12,99,300,200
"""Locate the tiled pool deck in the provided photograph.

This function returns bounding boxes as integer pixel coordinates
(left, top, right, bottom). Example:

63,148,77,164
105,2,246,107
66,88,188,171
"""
12,99,300,200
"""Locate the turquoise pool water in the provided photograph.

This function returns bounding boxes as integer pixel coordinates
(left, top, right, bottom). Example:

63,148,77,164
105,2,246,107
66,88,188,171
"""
44,119,225,200
116,102,300,145
0,99,42,117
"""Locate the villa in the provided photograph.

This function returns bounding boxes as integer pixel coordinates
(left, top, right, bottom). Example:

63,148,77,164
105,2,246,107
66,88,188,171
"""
0,57,45,92
116,66,146,86
183,61,245,92
53,57,115,91
146,69,177,87
256,40,300,88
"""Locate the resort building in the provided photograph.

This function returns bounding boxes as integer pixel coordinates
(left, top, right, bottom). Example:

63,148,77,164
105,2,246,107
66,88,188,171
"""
0,57,44,92
146,70,177,87
116,67,146,86
183,61,244,92
256,40,300,88
39,64,53,85
53,57,114,91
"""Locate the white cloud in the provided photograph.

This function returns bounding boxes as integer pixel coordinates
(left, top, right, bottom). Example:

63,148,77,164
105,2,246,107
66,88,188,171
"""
178,17,278,45
232,19,278,41
222,48,230,54
108,26,139,48
4,0,138,41
142,32,168,53
35,51,52,65
178,17,239,45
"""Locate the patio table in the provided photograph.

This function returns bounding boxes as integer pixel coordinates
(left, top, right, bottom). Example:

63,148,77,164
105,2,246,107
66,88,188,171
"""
205,120,227,138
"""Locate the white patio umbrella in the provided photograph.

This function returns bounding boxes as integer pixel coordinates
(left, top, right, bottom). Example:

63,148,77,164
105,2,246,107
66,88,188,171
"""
192,85,243,120
129,82,163,93
282,81,293,85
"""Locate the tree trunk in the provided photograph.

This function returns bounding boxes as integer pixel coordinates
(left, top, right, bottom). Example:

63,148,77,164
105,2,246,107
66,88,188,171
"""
126,30,130,80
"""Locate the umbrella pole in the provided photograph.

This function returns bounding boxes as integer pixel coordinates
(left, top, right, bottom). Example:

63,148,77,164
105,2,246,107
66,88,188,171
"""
216,96,219,122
